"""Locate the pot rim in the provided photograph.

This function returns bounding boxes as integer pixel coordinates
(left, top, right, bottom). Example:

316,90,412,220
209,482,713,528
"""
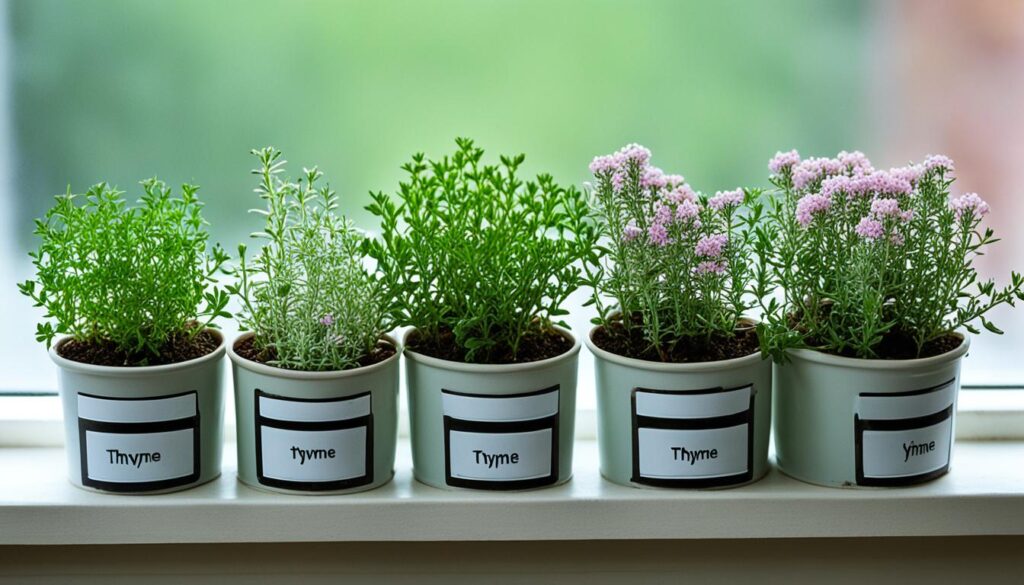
227,332,401,380
49,329,226,376
584,321,765,373
403,325,580,373
786,331,970,370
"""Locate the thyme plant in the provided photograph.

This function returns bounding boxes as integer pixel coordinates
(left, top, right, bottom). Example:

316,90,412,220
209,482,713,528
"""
366,138,598,364
19,180,230,363
229,147,389,371
585,144,770,361
761,150,1024,359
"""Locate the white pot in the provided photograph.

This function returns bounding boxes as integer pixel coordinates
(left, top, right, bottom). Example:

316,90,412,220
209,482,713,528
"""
404,327,580,491
774,334,970,488
586,327,772,489
50,332,226,494
228,333,400,495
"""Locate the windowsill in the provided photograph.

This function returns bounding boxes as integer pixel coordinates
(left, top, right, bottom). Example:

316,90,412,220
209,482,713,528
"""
1,438,1022,545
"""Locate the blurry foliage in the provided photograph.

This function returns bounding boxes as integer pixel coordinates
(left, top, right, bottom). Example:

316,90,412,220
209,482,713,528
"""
9,0,867,249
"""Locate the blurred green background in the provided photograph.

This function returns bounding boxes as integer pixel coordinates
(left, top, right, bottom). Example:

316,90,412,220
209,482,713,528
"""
9,0,867,248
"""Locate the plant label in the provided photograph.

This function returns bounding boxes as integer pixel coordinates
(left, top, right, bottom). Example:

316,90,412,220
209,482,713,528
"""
442,385,559,490
255,390,373,491
631,385,755,488
77,392,200,492
855,379,956,486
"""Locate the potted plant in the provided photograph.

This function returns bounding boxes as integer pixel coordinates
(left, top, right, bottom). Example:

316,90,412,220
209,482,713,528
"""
366,138,598,490
226,148,399,494
19,180,231,494
583,144,774,489
763,150,1024,487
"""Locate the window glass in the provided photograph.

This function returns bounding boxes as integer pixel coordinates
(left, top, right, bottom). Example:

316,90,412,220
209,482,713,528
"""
2,1,1020,402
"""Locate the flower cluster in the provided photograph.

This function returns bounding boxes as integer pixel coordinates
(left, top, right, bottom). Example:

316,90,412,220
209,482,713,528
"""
586,144,770,359
229,148,390,371
761,149,1023,359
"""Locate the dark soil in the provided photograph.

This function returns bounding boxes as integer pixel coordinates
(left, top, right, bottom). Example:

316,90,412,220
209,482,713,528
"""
591,321,760,363
58,329,220,367
233,336,397,370
815,329,963,360
407,327,572,364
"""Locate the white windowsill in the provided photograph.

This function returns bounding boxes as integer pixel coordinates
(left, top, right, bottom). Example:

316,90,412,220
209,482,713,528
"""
1,438,1022,545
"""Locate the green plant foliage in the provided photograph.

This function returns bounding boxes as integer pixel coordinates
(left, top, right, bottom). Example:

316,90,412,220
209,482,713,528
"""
228,147,389,371
18,180,230,362
366,138,598,363
759,151,1024,360
585,144,771,360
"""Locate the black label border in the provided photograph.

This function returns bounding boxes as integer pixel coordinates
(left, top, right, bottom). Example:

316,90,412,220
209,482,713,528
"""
630,385,755,488
442,385,560,491
254,389,374,492
854,378,956,487
78,390,201,493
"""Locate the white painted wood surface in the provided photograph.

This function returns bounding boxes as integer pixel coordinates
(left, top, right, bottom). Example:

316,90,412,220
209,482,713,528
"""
1,440,1022,545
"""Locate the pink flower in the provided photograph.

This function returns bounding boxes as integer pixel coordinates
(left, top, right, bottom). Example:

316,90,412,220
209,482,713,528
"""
319,314,335,327
619,143,651,166
590,143,652,177
854,217,884,241
889,232,905,246
769,149,801,174
653,203,673,225
820,175,851,199
622,222,642,242
889,164,923,186
837,150,874,175
792,157,844,190
795,193,832,227
695,233,728,258
589,154,619,175
665,183,697,204
611,170,626,192
695,260,726,275
950,192,990,220
923,154,955,174
674,199,701,223
844,171,912,199
709,188,744,210
664,174,685,189
642,166,668,190
870,198,902,218
648,222,671,247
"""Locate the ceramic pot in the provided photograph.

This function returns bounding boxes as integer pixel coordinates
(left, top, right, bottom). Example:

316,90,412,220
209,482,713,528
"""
405,327,580,491
229,333,400,494
51,331,226,494
586,326,772,489
773,334,969,488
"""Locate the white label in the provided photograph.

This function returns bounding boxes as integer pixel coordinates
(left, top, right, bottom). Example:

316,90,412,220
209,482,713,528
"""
84,428,195,483
78,393,197,423
857,380,957,420
448,428,553,482
442,390,558,422
637,425,749,480
632,386,754,485
635,386,751,419
855,380,956,484
259,426,367,483
258,394,371,423
255,391,373,488
442,387,559,487
861,418,952,479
